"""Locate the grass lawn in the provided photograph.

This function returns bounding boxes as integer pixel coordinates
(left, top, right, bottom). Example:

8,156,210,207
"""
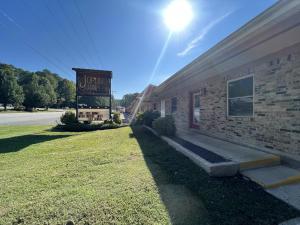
0,125,299,225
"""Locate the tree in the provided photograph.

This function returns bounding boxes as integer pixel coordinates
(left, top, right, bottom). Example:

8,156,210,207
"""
23,74,57,110
120,93,139,108
36,69,61,90
39,76,57,107
18,71,35,86
0,63,76,110
57,79,76,107
0,68,24,110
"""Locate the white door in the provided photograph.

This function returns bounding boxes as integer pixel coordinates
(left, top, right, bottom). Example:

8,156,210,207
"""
161,100,165,117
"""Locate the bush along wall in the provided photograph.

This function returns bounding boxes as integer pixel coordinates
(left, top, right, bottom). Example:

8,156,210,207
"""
135,110,160,127
152,115,176,137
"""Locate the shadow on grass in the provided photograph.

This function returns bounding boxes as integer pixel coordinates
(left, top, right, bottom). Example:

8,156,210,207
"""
0,134,72,153
131,126,300,225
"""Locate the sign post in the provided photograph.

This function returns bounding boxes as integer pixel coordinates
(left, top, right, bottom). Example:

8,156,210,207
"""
72,68,112,121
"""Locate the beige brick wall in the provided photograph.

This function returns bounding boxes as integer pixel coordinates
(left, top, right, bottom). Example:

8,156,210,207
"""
155,43,300,155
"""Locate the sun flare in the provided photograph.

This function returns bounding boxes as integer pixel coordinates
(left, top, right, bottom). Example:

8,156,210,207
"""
163,0,193,32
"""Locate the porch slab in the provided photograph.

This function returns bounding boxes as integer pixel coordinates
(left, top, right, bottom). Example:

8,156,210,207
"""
144,126,239,177
177,130,280,170
279,217,300,225
267,183,300,210
242,165,300,189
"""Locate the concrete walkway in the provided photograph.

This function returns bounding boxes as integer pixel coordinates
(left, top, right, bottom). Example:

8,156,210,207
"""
268,183,300,211
177,130,300,210
178,130,280,170
279,217,300,225
145,127,300,210
242,165,300,189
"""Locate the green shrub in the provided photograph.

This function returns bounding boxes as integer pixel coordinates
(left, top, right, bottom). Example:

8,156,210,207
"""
134,110,160,127
143,111,160,127
60,111,77,125
54,122,120,132
135,112,144,125
113,112,122,124
103,119,114,125
101,123,120,130
152,115,176,136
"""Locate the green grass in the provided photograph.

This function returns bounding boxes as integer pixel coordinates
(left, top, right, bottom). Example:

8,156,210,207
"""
0,125,299,225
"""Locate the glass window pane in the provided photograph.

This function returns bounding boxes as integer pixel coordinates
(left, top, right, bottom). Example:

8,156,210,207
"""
228,97,253,116
193,108,200,124
228,76,253,98
194,94,200,108
193,93,200,124
171,97,177,112
161,100,165,117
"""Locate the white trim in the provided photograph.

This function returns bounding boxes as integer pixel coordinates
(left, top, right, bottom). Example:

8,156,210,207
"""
227,74,254,118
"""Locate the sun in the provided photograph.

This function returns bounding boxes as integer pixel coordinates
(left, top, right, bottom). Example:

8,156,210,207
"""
163,0,194,32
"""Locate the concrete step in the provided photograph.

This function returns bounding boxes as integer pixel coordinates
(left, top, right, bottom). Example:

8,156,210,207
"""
177,130,281,171
267,183,300,211
239,155,281,171
279,217,300,225
242,165,300,189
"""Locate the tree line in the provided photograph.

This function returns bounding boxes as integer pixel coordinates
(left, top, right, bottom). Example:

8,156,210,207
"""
119,93,139,108
0,63,75,111
0,62,141,112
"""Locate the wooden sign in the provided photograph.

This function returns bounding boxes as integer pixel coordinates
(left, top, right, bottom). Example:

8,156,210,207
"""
72,68,113,120
73,68,112,97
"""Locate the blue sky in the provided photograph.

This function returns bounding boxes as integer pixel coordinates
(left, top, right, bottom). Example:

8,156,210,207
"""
0,0,276,98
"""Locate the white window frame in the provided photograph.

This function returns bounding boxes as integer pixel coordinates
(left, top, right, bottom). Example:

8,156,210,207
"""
227,74,254,117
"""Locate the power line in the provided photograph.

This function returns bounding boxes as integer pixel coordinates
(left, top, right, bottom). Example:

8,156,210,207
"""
57,0,99,68
73,0,104,68
0,21,72,76
20,0,87,71
0,7,72,76
43,0,93,68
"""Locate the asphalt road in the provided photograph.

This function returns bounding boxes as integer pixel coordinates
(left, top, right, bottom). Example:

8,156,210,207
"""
0,111,65,126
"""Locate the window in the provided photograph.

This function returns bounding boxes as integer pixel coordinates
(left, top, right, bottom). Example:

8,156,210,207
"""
192,93,200,125
153,103,157,110
171,97,177,113
161,100,165,117
227,75,254,117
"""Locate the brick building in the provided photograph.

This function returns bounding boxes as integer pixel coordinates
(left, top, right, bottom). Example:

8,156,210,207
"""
149,1,300,157
127,84,157,114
